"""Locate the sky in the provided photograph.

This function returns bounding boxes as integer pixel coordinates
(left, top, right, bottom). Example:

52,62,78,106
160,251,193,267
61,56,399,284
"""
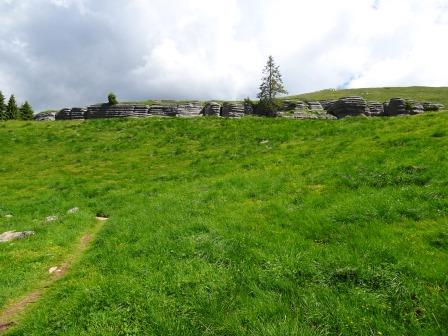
0,0,447,110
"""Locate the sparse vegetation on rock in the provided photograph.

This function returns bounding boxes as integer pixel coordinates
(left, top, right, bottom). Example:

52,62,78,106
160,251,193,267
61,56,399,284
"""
108,92,118,105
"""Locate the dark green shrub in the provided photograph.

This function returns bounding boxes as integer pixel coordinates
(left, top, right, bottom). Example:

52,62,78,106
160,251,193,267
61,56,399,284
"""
108,92,118,105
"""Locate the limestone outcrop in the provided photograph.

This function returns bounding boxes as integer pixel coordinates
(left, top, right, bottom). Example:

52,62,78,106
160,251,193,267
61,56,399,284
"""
34,111,56,121
203,102,221,116
0,231,35,243
367,101,384,116
175,102,203,117
326,97,369,118
86,104,149,119
50,97,444,121
221,103,245,118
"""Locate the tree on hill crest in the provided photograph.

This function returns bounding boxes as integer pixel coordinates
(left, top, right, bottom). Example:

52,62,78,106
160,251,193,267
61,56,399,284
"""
6,95,19,120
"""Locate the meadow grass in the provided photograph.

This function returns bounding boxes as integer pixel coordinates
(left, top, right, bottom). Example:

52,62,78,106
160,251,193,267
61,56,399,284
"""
0,112,447,335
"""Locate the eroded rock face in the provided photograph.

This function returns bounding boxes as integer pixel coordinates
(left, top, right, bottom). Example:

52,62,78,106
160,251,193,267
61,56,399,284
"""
56,108,87,120
0,231,35,243
384,98,407,116
293,111,337,120
176,102,203,117
367,101,384,116
327,97,369,118
307,101,324,111
221,103,245,118
148,105,177,117
87,104,149,119
203,102,221,116
422,102,444,111
34,111,56,121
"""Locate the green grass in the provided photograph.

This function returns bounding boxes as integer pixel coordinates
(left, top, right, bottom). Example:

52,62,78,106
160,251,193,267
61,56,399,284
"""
1,98,448,334
292,86,448,105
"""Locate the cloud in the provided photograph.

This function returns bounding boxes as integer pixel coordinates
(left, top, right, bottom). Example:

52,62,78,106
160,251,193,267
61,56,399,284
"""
0,0,447,110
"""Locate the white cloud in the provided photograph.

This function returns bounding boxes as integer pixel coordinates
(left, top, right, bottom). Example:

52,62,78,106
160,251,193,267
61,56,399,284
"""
0,0,447,110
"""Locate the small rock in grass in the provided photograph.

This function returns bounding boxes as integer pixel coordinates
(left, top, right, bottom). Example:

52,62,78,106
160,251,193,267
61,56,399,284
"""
0,231,35,243
67,207,79,214
45,216,58,223
5,214,13,219
96,216,109,221
48,267,62,274
260,140,269,144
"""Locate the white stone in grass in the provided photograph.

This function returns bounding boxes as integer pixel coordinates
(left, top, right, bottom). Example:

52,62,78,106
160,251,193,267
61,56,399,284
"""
0,231,35,243
5,214,13,218
48,266,62,274
260,140,269,144
45,215,58,223
67,207,79,214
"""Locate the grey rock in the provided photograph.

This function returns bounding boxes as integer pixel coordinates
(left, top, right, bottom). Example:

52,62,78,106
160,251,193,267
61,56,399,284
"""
384,98,407,116
45,215,58,223
67,207,79,214
367,101,384,116
87,104,149,119
56,107,87,120
307,101,324,111
176,101,203,117
0,231,35,243
221,102,245,118
327,96,369,118
293,111,337,120
34,111,56,121
422,102,444,111
203,102,221,116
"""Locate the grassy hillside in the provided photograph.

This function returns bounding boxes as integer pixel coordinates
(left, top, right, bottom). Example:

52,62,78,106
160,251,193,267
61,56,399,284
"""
292,86,448,105
120,86,448,107
1,111,447,335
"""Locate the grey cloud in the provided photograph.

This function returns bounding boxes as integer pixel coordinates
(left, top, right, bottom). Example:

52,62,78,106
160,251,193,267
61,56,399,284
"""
0,0,447,111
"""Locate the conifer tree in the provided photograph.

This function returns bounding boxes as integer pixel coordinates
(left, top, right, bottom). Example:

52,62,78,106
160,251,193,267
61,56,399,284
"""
0,91,5,120
19,101,34,120
6,95,19,120
257,56,288,102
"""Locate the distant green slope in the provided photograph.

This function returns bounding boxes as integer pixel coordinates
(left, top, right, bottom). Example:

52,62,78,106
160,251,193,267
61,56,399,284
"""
119,86,448,107
290,86,448,105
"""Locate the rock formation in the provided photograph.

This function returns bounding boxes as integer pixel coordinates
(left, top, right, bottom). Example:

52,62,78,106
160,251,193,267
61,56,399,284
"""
34,111,56,121
175,101,203,117
221,102,245,118
326,97,370,118
86,104,149,119
49,97,444,121
384,98,407,116
307,101,325,111
0,231,35,243
367,101,384,116
203,102,221,116
422,102,445,111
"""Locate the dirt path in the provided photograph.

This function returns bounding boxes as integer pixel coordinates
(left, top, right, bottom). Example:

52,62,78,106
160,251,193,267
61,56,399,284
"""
0,219,106,334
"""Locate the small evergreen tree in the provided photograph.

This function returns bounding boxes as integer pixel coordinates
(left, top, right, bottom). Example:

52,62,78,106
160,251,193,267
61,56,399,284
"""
108,92,118,105
0,91,5,120
6,95,19,120
19,101,34,120
257,56,288,116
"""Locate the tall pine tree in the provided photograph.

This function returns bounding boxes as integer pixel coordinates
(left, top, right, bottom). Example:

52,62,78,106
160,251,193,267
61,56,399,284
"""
257,56,288,102
0,91,5,120
20,101,34,120
256,56,288,116
6,95,19,120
